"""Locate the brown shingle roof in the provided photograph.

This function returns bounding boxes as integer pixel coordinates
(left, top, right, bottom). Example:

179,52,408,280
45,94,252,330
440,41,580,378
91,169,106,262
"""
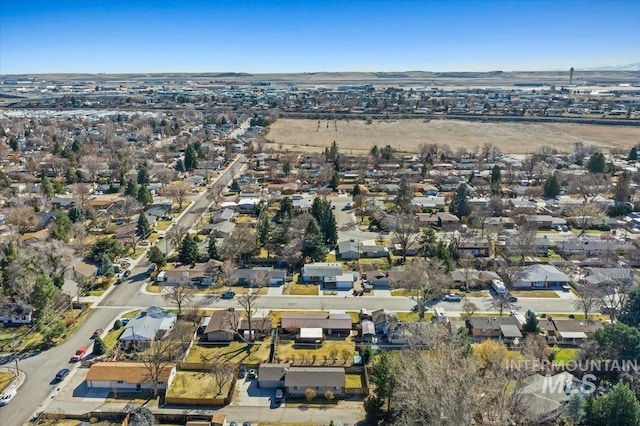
85,362,173,384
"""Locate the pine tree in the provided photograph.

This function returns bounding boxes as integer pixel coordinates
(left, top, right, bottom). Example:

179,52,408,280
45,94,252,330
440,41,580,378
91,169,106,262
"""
491,165,501,183
588,152,606,173
124,179,139,197
147,246,167,266
137,185,153,205
207,237,219,260
175,158,186,173
629,147,638,161
329,172,340,190
523,310,539,333
101,254,115,277
41,175,55,199
257,213,274,257
51,212,73,243
184,144,199,171
450,183,472,218
179,235,199,265
137,165,150,185
543,173,561,198
352,184,361,197
92,336,107,355
137,213,152,238
301,220,326,262
394,177,413,213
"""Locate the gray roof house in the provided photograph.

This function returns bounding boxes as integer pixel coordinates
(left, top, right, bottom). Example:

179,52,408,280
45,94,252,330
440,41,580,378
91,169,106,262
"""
338,240,359,260
514,264,571,289
284,367,346,396
301,263,344,283
258,363,290,388
236,267,286,287
118,306,176,349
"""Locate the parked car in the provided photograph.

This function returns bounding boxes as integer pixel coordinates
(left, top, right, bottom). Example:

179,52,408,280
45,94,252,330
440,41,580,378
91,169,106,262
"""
71,347,87,362
507,295,518,303
275,387,284,402
0,388,17,406
55,368,70,381
123,270,131,278
238,365,246,378
137,240,151,247
444,294,462,302
121,318,130,325
115,278,122,285
247,369,257,379
91,328,104,339
221,291,236,299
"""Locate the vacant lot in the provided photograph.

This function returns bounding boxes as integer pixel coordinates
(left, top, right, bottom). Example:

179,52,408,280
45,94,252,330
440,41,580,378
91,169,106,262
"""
186,340,272,366
275,339,355,366
267,119,640,154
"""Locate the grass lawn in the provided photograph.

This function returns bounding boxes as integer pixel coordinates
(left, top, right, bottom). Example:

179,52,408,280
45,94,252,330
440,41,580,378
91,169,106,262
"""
128,247,146,258
391,289,415,297
395,312,427,322
451,289,490,297
270,311,327,327
0,371,14,393
186,340,272,366
103,327,124,351
345,373,364,388
167,371,232,399
325,252,337,262
274,339,355,366
554,348,579,365
511,290,560,298
207,286,268,295
121,309,141,318
148,233,159,244
289,283,319,296
145,283,165,294
156,220,172,231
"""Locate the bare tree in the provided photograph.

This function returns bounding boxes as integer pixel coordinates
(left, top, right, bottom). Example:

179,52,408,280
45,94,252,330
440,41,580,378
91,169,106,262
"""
574,281,602,321
6,205,37,234
598,271,635,320
140,339,177,397
163,181,192,210
568,203,604,235
567,173,609,203
236,291,261,343
390,259,449,320
163,280,195,315
220,227,258,266
209,361,235,395
507,222,537,265
220,259,238,288
166,224,186,252
392,213,418,264
457,255,477,292
491,293,516,316
463,300,477,317
29,240,74,287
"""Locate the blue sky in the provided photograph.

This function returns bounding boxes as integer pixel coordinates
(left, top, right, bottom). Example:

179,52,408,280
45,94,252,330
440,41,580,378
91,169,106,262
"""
1,0,638,74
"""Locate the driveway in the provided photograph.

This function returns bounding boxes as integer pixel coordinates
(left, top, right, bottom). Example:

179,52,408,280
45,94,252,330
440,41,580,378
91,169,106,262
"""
267,286,284,296
232,378,274,407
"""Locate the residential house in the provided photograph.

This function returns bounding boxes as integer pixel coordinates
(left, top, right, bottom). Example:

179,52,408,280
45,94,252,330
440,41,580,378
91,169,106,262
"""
206,220,236,238
486,217,516,233
437,212,460,231
583,268,635,286
370,309,398,336
557,237,630,258
387,321,433,346
324,272,355,290
547,318,603,346
301,263,344,283
517,372,579,422
85,362,175,392
0,302,33,324
359,240,389,258
73,259,98,281
204,309,272,342
281,313,352,338
258,363,290,388
465,316,521,339
236,267,286,287
337,239,359,260
118,306,177,350
162,260,221,286
360,319,376,342
284,367,346,396
458,238,491,257
211,208,234,224
451,269,501,289
513,264,571,289
363,268,392,289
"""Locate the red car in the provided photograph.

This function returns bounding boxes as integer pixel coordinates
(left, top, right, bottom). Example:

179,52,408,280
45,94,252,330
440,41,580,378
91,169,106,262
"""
71,347,87,362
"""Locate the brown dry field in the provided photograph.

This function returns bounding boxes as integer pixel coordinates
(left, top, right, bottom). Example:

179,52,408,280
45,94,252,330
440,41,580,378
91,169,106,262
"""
266,119,640,154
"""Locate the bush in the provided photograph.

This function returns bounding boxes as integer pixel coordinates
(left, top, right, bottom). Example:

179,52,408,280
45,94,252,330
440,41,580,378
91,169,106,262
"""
304,387,316,401
113,319,123,330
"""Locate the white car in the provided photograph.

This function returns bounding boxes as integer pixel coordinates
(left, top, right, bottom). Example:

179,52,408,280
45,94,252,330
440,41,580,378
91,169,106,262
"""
0,388,17,406
137,240,151,247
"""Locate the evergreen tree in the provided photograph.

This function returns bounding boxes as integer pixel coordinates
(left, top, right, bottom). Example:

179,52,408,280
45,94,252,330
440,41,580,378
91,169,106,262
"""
275,197,293,223
175,158,186,173
179,235,199,265
629,147,638,161
491,165,501,184
523,310,539,333
41,175,55,199
184,144,199,171
619,290,640,327
282,160,292,175
137,165,150,185
50,212,73,243
92,336,107,355
587,382,640,426
394,177,414,213
257,213,274,257
543,173,561,198
329,172,340,190
124,179,139,197
301,220,326,262
101,254,115,277
147,246,167,266
207,237,219,260
229,180,241,193
450,183,472,218
68,206,86,223
30,274,57,323
137,213,152,238
370,351,399,411
352,184,361,197
137,185,153,205
588,152,606,173
90,237,126,262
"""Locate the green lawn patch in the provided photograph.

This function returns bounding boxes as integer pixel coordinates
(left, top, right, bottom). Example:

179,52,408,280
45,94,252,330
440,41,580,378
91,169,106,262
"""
345,373,364,388
274,339,355,366
103,328,124,351
186,340,272,366
553,348,579,365
156,220,172,231
0,371,14,393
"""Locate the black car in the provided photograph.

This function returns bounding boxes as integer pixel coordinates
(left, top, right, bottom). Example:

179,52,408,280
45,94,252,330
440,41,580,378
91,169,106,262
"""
507,295,518,303
238,365,246,378
123,270,131,278
55,368,70,381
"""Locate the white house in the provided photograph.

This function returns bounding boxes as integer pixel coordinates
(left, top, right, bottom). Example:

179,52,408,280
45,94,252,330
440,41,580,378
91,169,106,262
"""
301,263,344,283
514,264,571,289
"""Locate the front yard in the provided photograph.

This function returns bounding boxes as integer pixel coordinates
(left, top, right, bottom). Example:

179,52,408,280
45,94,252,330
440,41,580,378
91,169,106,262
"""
274,339,356,366
287,283,320,296
511,290,561,298
0,371,13,393
185,340,272,366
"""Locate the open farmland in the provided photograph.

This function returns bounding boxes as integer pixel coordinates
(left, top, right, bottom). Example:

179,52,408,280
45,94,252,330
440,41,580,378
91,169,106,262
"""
266,118,640,154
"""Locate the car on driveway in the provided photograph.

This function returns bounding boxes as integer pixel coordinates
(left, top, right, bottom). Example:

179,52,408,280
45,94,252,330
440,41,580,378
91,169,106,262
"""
0,388,17,406
91,328,104,339
444,294,462,302
275,387,284,402
247,369,257,379
71,347,87,362
238,365,246,378
55,368,70,381
123,270,131,278
507,295,518,303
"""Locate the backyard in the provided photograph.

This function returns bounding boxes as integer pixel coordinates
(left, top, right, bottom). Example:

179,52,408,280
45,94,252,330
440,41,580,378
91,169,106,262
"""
186,340,272,366
274,339,356,366
166,371,232,400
